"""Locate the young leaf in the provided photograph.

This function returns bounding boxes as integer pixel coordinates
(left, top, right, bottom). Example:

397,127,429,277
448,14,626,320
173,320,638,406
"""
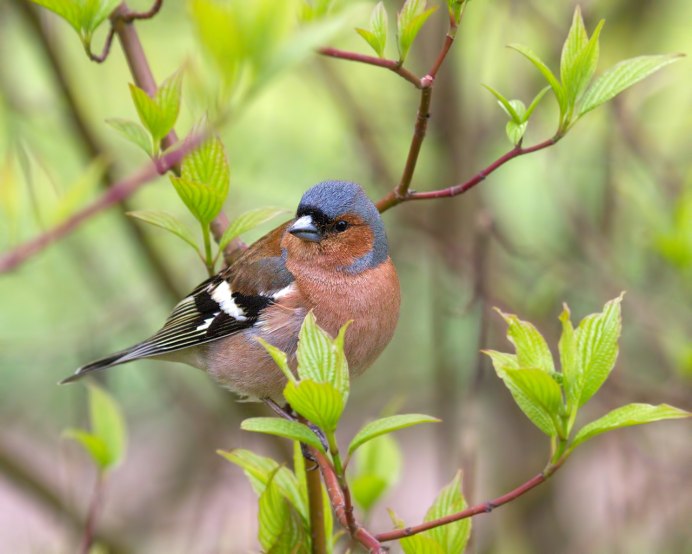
181,136,230,199
218,449,308,521
482,84,522,123
560,6,589,85
154,70,184,141
129,84,167,145
397,0,437,62
558,304,580,407
571,403,691,450
485,351,557,436
63,429,109,470
351,434,401,512
241,417,326,453
256,337,295,383
127,210,200,252
356,2,388,58
509,44,567,116
494,308,556,373
170,176,226,225
425,471,471,554
503,368,563,422
348,413,440,455
447,0,465,25
524,86,551,121
31,0,84,35
389,509,445,554
562,20,604,108
218,207,286,251
506,120,528,145
576,293,624,407
284,379,344,433
578,54,683,117
258,470,305,553
105,118,153,156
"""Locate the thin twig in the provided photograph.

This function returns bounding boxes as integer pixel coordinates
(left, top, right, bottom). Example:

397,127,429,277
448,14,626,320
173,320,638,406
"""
376,137,560,212
0,133,206,273
122,0,163,22
376,460,565,543
86,27,116,63
318,47,421,89
79,472,106,554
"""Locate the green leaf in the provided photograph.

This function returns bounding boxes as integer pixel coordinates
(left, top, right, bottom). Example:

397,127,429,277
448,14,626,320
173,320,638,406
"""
218,207,286,251
258,469,306,553
558,304,580,407
241,418,326,453
524,86,551,121
296,312,351,401
284,379,344,433
447,0,465,24
503,368,563,428
482,84,522,123
181,136,230,198
256,337,295,383
351,434,401,511
578,54,683,117
49,158,106,224
562,19,604,109
63,429,110,469
560,6,589,85
572,403,691,450
348,414,440,455
154,70,184,141
397,0,437,62
218,449,308,521
170,176,226,225
31,0,84,35
485,351,557,436
576,293,624,407
32,0,119,38
494,308,556,373
425,471,471,554
506,120,528,145
509,43,567,116
127,210,200,252
129,84,166,145
356,2,388,58
105,118,153,156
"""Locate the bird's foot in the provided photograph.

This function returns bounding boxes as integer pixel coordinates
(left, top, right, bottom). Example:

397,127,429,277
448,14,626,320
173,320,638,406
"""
262,399,329,459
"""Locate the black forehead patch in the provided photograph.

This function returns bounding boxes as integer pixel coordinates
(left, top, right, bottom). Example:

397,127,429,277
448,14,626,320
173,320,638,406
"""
296,205,333,228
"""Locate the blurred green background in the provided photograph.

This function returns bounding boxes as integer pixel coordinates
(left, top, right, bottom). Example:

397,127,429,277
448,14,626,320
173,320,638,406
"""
0,0,690,552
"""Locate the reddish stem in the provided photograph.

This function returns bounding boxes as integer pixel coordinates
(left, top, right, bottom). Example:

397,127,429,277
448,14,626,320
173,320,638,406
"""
318,48,422,89
377,137,560,212
86,27,116,63
79,472,105,554
0,133,205,273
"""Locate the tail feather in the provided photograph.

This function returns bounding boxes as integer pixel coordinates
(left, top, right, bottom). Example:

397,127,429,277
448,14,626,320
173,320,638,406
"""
60,345,146,384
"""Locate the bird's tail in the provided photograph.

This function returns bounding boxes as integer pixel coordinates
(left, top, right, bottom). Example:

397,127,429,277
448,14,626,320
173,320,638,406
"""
60,344,148,384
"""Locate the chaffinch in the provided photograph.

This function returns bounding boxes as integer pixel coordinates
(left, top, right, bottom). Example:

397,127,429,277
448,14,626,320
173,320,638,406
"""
62,181,401,401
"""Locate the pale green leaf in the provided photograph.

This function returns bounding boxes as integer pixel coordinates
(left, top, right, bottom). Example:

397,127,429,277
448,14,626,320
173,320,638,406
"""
356,2,388,58
524,86,551,121
560,6,589,89
425,471,471,554
576,293,624,407
503,368,563,419
494,308,556,373
218,207,286,251
284,379,344,433
181,136,230,197
351,434,401,511
241,417,326,453
169,176,226,225
348,414,440,455
258,470,305,553
129,84,167,144
63,429,110,469
105,118,153,155
572,403,691,449
389,509,445,554
154,70,184,141
31,0,83,34
506,120,528,145
127,210,199,252
482,84,522,123
579,54,683,116
256,337,295,383
509,43,567,115
563,20,604,107
558,304,580,407
218,449,307,521
87,384,126,470
397,0,437,62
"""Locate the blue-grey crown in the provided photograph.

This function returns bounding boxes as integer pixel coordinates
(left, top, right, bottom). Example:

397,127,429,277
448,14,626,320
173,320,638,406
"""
297,180,388,272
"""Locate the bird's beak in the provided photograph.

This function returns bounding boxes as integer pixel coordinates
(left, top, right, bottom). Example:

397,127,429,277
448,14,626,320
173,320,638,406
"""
288,215,322,242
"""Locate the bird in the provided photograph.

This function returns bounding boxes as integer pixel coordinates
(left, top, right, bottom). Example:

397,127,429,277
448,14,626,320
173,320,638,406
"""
61,180,401,402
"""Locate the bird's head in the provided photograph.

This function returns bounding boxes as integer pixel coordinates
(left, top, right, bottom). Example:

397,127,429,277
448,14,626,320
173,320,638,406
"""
283,180,388,273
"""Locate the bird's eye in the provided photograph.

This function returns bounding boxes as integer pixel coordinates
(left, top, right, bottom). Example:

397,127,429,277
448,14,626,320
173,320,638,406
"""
334,220,349,233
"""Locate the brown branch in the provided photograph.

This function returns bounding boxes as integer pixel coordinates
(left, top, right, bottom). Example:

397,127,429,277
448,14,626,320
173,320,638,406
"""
311,450,384,553
0,133,205,273
122,0,163,22
376,137,560,212
79,472,106,554
86,27,116,63
376,461,564,543
318,48,422,89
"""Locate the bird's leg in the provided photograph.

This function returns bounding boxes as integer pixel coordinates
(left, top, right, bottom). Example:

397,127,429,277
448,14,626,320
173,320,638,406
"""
262,398,329,458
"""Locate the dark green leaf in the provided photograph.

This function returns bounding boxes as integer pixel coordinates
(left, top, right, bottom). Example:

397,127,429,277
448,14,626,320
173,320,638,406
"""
579,54,683,116
572,403,691,449
127,210,200,252
241,417,326,453
348,414,440,455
